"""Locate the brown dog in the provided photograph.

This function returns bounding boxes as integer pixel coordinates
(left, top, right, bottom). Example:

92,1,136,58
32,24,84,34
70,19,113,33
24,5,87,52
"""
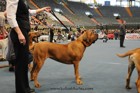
117,48,140,93
30,30,98,88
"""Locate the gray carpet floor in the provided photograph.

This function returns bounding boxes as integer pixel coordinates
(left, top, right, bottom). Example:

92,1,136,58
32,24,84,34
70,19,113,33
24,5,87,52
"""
0,39,139,93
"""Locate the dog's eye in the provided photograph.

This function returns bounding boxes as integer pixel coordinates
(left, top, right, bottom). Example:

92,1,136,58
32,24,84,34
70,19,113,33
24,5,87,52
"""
92,30,96,34
89,31,94,35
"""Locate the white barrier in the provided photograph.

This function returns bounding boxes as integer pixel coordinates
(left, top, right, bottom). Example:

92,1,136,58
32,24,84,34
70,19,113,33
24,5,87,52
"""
38,35,49,41
125,33,140,40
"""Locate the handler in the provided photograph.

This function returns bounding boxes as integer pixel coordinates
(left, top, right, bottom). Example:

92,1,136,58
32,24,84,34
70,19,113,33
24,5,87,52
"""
6,0,51,93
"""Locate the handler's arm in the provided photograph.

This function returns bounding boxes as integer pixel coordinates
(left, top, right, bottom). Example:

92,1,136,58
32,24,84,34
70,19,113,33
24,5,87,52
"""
29,7,51,16
6,0,26,45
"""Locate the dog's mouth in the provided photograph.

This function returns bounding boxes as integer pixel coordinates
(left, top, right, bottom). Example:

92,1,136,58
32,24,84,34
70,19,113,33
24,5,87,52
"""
92,34,98,43
32,36,39,42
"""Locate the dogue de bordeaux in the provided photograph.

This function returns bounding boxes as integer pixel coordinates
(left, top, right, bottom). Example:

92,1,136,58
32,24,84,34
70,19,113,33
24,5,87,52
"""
30,30,98,88
117,48,140,93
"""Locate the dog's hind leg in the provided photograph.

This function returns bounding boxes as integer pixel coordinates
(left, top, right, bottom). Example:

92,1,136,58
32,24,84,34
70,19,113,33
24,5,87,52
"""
133,56,140,93
73,62,83,85
126,56,135,89
135,67,140,93
33,58,46,88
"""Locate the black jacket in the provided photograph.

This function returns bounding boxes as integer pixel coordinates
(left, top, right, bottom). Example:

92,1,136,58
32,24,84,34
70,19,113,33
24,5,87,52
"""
119,24,126,35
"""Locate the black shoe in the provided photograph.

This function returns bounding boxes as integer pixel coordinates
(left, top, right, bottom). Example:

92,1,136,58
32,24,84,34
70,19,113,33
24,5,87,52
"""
9,67,15,72
26,88,36,93
28,91,36,93
120,46,125,48
30,89,35,92
26,91,36,93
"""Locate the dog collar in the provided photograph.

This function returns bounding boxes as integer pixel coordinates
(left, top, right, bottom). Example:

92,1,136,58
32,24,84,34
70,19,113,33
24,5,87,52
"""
81,41,87,48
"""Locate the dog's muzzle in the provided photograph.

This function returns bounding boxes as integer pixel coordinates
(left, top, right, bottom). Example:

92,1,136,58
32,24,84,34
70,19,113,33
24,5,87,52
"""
92,34,98,43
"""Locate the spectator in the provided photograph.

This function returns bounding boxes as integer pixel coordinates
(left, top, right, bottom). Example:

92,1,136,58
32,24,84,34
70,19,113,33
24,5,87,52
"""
49,24,54,42
34,24,38,31
117,18,126,48
114,30,119,40
56,30,63,43
0,13,8,38
6,32,16,72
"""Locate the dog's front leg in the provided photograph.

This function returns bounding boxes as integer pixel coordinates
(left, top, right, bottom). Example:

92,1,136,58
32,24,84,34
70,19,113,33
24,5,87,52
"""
33,59,45,88
73,62,83,85
136,77,140,93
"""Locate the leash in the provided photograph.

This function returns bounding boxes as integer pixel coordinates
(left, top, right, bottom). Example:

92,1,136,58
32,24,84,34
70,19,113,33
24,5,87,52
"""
50,10,69,33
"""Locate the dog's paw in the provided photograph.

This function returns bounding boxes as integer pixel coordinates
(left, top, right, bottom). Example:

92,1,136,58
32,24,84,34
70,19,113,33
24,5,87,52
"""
35,82,41,88
78,76,82,79
125,86,132,89
76,80,83,85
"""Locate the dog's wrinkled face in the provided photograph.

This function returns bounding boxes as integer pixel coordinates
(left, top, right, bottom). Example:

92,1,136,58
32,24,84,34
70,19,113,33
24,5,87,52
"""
81,30,98,47
29,32,41,42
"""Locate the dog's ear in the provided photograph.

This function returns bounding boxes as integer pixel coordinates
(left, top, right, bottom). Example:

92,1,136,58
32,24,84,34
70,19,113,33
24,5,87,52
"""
91,29,96,34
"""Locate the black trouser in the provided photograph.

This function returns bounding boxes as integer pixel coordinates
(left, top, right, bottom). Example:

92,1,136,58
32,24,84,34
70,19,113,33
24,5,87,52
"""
114,35,118,40
10,29,30,93
50,34,54,42
120,35,125,47
9,59,15,67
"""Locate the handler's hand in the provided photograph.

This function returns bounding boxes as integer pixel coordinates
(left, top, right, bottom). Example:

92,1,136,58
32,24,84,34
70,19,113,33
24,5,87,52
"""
43,6,51,12
18,33,26,45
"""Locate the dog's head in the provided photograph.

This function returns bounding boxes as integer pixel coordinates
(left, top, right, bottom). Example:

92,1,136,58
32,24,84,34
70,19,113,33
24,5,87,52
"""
28,31,41,43
79,29,98,47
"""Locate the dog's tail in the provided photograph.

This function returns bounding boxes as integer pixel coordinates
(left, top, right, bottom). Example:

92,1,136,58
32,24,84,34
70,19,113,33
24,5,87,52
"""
116,49,136,58
116,48,140,58
116,51,134,58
